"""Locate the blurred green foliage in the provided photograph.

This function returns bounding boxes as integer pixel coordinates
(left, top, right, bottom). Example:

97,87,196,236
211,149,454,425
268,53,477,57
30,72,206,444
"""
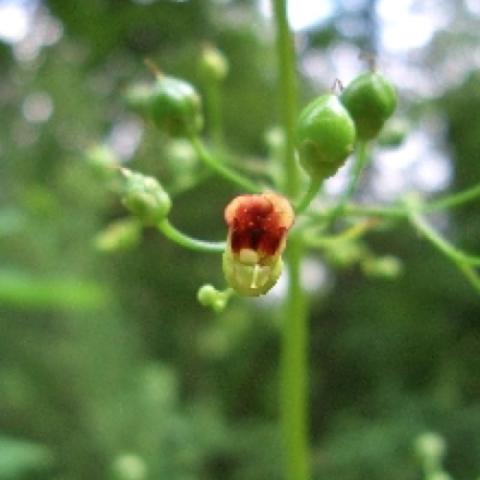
1,1,480,479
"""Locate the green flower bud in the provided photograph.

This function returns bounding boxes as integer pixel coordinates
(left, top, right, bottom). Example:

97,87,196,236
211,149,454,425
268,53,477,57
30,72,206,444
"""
124,82,155,116
361,255,402,279
84,145,118,181
165,139,199,189
415,432,446,463
150,74,203,137
111,453,147,480
325,241,366,268
199,45,229,82
197,284,218,305
121,169,171,226
341,71,397,140
197,284,232,313
428,473,452,480
296,95,356,180
377,118,408,148
94,217,141,253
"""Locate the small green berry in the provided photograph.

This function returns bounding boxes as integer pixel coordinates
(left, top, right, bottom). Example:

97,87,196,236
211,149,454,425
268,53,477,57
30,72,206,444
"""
121,169,171,226
341,71,397,140
296,94,356,180
150,74,203,136
199,45,229,82
94,218,141,253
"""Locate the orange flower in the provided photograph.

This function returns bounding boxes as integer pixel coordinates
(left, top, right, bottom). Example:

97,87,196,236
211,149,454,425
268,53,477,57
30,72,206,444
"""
223,192,294,296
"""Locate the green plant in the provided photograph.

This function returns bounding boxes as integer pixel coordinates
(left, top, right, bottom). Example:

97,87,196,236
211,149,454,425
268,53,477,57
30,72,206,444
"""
296,94,356,181
340,70,397,140
89,2,480,479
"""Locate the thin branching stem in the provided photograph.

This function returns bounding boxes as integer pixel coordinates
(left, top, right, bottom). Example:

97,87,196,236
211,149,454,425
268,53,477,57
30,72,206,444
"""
304,218,379,248
407,208,480,294
189,135,261,193
322,141,369,229
295,178,323,215
158,219,225,253
408,210,480,267
426,182,480,212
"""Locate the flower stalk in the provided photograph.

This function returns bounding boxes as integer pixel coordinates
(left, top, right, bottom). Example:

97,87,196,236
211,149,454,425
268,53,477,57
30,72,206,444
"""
273,1,312,479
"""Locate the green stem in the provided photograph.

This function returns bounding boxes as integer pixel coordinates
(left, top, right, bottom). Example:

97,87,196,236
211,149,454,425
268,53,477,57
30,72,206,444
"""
189,136,260,193
306,203,407,222
273,0,300,197
282,234,310,480
205,79,224,149
342,204,406,219
408,211,480,266
158,219,225,253
295,178,323,215
305,218,378,248
323,141,369,229
427,182,480,212
458,264,480,294
304,180,480,223
273,1,311,480
407,209,480,294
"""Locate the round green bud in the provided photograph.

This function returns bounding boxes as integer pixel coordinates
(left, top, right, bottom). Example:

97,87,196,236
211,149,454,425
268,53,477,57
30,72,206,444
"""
111,453,147,480
429,473,452,480
84,145,118,181
341,71,397,140
121,169,171,226
361,255,402,279
124,82,155,117
296,94,356,180
377,118,408,148
197,284,228,313
94,218,141,253
415,432,446,462
150,75,203,137
325,241,366,268
199,45,229,82
197,284,218,306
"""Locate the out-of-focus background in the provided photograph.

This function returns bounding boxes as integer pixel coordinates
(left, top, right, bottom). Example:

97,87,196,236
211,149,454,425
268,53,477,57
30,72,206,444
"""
1,0,480,479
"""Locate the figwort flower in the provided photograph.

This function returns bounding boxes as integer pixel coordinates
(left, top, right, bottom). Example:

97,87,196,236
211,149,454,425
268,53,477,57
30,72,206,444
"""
223,192,294,296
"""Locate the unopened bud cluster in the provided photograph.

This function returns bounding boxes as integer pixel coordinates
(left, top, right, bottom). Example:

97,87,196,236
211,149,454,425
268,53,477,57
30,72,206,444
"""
296,70,397,181
121,169,171,226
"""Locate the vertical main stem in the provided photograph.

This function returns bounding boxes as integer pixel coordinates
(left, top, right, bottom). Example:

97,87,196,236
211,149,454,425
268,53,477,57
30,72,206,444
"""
272,1,311,480
273,0,300,197
282,234,310,480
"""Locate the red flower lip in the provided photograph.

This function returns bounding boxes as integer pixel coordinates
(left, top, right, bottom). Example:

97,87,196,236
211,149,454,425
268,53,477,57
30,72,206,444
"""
224,192,294,263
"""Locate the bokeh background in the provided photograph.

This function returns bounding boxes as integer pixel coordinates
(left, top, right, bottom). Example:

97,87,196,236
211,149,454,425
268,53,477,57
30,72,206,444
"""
1,0,480,479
